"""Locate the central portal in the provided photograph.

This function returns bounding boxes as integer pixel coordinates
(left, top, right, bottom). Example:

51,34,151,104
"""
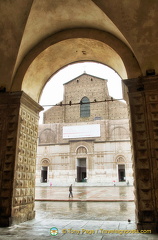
41,166,48,183
118,164,126,182
77,158,87,182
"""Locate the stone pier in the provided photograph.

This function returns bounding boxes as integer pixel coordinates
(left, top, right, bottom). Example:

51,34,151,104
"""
0,92,42,226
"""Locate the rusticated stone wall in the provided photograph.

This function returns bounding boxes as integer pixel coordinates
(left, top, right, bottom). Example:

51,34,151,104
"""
123,75,158,232
0,91,42,226
0,92,20,226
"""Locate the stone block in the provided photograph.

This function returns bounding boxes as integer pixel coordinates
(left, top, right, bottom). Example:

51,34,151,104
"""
22,172,26,179
151,113,158,121
136,130,147,140
137,178,151,189
140,200,154,210
137,150,148,158
137,158,149,169
137,169,150,181
1,206,11,217
3,171,13,180
139,189,152,200
14,189,20,197
16,172,22,180
1,198,11,208
134,113,145,122
1,189,11,198
5,154,13,162
2,180,13,189
138,210,155,222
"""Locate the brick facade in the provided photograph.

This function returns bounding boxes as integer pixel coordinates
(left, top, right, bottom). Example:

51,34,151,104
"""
37,74,132,186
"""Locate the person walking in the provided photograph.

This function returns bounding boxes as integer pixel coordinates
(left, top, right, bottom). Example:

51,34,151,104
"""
69,184,73,198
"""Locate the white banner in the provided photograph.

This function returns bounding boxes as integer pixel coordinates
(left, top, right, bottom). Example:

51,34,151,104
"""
63,124,100,139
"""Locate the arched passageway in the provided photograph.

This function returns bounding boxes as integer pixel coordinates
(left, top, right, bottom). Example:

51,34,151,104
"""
1,26,158,234
11,28,141,101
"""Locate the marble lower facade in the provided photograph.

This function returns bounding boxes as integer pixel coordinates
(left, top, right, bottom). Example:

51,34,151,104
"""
36,138,133,186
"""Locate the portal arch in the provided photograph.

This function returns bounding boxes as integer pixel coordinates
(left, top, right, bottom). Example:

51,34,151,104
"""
11,28,141,102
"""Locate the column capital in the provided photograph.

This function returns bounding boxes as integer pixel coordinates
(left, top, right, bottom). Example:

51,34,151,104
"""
0,91,43,113
123,75,158,93
20,91,43,113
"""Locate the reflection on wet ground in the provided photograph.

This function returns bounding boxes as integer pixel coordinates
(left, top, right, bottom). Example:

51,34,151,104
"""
35,186,135,221
1,187,158,239
35,201,135,221
35,186,135,222
35,186,134,201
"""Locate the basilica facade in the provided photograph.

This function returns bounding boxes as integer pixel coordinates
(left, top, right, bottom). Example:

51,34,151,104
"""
36,74,133,186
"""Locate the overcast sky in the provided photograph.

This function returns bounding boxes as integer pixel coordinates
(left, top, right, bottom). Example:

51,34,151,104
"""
39,62,123,123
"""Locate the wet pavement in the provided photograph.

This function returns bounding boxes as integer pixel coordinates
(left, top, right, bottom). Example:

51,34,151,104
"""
1,217,157,240
0,186,157,239
35,201,135,221
35,186,134,202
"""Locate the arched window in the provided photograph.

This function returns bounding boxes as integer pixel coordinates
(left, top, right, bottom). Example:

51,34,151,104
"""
80,97,90,117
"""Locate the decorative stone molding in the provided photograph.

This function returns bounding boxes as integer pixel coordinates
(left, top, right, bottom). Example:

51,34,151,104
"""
116,155,126,163
123,75,158,232
70,141,94,154
40,158,50,165
76,146,88,154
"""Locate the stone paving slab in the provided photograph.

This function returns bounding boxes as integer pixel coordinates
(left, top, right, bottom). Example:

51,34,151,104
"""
0,220,157,240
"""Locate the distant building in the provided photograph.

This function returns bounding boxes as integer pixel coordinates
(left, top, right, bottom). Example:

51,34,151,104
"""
36,74,133,186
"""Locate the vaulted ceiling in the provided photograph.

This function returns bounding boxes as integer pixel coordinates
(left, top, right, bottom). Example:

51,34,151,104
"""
1,0,158,101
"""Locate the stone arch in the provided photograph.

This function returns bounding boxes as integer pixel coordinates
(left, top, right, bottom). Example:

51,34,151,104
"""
11,28,141,102
40,158,50,166
115,155,126,163
71,141,93,154
111,127,129,140
76,146,88,154
39,128,55,144
1,23,151,234
1,2,158,233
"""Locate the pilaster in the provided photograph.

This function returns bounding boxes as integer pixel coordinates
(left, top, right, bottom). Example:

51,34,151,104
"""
123,75,158,233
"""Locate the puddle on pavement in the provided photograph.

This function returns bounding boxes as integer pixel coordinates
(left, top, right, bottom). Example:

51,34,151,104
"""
35,201,135,221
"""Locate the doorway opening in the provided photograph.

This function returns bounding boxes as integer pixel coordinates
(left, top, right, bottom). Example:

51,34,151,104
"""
41,166,48,183
77,158,87,182
118,164,126,182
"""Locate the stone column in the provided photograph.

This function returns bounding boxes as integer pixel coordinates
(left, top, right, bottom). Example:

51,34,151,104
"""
0,91,43,226
123,75,158,233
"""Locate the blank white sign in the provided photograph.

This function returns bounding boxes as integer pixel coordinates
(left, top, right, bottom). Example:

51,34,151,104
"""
63,124,100,139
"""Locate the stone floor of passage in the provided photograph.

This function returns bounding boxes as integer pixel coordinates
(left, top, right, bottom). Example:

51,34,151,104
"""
0,186,157,239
